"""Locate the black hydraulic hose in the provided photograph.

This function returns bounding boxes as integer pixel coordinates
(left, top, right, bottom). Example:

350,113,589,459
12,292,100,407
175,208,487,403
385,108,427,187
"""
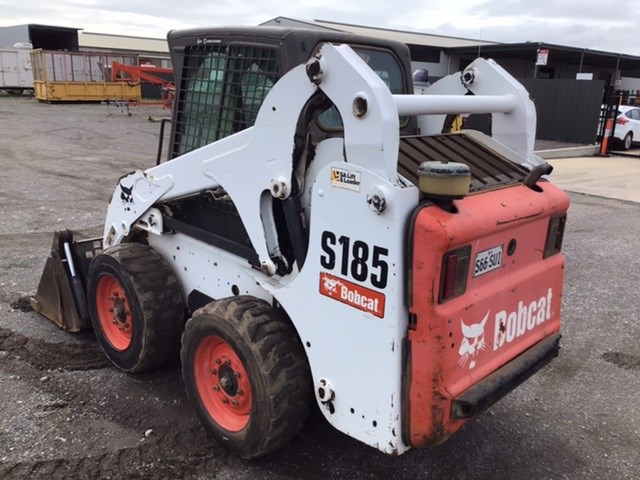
524,162,553,189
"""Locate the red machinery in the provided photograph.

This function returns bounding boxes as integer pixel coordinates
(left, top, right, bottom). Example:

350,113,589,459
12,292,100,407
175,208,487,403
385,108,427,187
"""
111,62,174,108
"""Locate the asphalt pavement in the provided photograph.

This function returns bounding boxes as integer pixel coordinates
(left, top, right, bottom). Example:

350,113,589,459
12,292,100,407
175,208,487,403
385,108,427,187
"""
0,95,639,479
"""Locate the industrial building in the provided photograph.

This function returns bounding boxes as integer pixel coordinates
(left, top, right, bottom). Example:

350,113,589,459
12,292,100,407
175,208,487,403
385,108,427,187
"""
2,19,640,86
0,24,170,67
0,24,172,101
262,17,640,89
2,18,640,143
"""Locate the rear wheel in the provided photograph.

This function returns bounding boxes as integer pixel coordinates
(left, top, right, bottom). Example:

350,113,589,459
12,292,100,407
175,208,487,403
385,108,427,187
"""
181,296,311,459
87,243,185,372
623,132,633,150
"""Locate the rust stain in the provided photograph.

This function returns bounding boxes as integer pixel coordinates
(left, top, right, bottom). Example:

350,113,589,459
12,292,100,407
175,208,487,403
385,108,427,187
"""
429,279,437,305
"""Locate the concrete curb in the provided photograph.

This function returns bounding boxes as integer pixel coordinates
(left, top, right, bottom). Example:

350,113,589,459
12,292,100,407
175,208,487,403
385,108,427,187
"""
536,145,599,159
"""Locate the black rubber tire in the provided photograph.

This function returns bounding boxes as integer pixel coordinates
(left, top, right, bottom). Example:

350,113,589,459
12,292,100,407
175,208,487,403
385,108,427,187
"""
623,132,633,150
87,243,185,373
181,296,311,459
6,88,23,96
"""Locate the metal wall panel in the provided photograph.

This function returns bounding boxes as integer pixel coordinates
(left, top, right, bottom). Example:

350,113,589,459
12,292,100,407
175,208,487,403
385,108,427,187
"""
520,78,604,144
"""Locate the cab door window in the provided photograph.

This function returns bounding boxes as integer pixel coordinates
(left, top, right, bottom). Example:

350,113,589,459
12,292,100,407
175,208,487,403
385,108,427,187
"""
173,44,280,158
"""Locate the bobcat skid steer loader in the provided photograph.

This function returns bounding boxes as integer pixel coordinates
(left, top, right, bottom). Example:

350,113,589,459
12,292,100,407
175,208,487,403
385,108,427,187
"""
32,26,569,458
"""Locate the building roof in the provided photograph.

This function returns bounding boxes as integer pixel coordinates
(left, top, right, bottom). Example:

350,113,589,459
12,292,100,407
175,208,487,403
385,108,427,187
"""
11,24,80,33
314,19,496,48
448,42,640,75
0,24,81,50
263,17,495,48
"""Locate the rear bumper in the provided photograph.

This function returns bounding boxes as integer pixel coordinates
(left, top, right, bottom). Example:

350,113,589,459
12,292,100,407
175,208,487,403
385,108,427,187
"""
451,333,560,419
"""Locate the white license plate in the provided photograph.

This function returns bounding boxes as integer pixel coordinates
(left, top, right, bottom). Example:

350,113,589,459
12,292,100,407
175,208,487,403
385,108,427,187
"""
474,245,503,277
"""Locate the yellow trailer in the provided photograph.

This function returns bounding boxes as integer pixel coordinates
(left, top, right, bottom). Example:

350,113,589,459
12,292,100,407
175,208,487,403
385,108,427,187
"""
31,49,141,102
33,80,140,102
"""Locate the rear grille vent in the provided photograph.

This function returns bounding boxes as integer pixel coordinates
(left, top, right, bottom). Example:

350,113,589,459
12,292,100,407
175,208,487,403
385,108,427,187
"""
399,134,529,192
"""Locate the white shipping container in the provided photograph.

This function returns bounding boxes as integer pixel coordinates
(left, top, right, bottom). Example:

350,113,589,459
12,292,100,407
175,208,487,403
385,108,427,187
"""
0,44,33,93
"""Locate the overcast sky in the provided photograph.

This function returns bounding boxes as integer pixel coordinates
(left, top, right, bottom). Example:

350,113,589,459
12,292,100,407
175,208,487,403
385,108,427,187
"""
1,0,639,56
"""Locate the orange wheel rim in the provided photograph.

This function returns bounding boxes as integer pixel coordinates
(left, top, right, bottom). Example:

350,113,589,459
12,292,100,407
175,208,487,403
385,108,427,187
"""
194,336,252,432
95,274,133,351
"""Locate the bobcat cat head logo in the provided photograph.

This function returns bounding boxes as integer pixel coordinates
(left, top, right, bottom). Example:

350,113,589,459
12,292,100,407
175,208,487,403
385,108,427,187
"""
120,183,134,211
321,274,342,294
458,311,489,369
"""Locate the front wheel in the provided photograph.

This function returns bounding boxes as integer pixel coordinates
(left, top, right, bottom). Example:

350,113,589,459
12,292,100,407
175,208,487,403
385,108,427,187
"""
181,296,311,459
87,243,186,372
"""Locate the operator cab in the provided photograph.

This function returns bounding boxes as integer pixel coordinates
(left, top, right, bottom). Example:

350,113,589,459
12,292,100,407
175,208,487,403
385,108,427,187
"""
165,26,417,160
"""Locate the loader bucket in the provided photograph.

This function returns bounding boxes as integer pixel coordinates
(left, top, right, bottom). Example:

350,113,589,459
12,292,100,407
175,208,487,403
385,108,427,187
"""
30,230,103,332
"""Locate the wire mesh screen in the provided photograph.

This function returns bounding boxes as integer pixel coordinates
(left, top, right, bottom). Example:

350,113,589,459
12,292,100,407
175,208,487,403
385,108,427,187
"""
172,43,280,158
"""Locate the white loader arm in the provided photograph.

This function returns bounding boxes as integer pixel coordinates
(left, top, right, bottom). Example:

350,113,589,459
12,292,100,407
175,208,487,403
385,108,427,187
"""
414,58,540,169
102,45,540,276
102,43,402,274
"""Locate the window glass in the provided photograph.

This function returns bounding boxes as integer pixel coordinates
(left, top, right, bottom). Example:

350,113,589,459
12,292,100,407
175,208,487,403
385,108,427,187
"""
353,47,404,94
177,51,226,155
318,46,406,129
173,44,279,157
241,62,275,125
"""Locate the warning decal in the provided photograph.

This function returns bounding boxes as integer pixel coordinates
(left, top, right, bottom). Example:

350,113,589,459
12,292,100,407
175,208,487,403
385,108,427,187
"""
319,272,386,318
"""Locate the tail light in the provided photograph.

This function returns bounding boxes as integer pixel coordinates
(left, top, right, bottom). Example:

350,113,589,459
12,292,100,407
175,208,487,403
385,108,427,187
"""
439,245,471,303
616,116,629,125
544,214,567,258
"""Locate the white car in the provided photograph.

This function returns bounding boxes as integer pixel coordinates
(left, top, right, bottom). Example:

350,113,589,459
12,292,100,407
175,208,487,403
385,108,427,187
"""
613,105,640,150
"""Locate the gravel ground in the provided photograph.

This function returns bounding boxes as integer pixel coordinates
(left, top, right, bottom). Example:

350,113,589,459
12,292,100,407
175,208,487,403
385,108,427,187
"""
0,93,639,479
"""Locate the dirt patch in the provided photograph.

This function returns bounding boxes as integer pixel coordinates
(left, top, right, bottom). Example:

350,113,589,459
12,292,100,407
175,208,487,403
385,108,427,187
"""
0,323,231,480
0,328,110,371
1,443,218,480
9,295,33,312
602,352,640,371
